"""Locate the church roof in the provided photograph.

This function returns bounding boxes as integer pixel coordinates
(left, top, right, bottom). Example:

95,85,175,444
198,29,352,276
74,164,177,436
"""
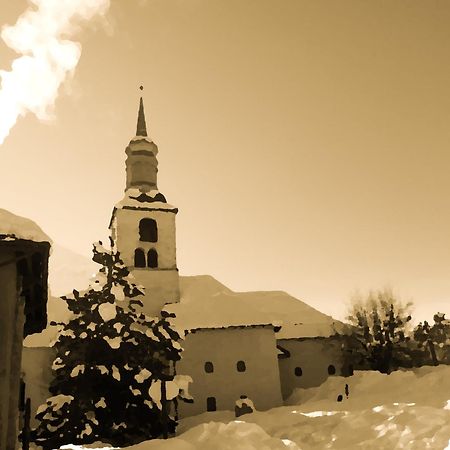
164,275,346,339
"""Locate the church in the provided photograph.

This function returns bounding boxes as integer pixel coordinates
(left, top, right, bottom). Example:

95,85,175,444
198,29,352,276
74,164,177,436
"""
23,97,348,422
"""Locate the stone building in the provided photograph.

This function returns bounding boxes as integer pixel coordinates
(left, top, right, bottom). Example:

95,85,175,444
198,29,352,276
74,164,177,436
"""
22,97,347,425
0,209,50,450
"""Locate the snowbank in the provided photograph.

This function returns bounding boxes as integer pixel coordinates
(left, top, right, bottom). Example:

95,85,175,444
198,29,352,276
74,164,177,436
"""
54,366,450,449
0,208,50,243
177,365,450,450
125,421,300,450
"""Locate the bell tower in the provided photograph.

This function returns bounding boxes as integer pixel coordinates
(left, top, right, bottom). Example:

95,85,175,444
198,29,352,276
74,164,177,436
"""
109,93,180,316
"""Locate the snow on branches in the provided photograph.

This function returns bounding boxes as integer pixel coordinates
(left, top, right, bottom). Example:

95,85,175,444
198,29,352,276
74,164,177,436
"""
32,241,188,448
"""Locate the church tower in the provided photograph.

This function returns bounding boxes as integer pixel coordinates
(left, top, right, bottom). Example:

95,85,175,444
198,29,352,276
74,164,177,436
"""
109,95,180,316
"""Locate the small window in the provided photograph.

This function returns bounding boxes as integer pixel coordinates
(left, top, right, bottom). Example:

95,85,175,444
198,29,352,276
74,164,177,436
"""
294,367,302,377
204,361,214,373
236,360,246,372
147,248,158,268
206,397,217,412
134,248,146,267
328,364,336,375
139,218,158,242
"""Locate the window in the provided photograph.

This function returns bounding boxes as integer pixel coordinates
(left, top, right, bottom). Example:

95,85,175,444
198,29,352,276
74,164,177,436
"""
134,248,146,267
139,218,158,242
206,397,217,412
294,367,303,377
147,248,158,268
204,361,214,373
236,360,246,372
328,364,336,375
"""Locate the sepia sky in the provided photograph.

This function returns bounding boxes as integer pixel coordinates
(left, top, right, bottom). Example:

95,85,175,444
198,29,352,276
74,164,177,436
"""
2,0,450,321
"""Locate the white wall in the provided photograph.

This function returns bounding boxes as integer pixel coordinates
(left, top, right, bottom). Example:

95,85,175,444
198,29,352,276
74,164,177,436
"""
176,326,283,418
277,336,345,399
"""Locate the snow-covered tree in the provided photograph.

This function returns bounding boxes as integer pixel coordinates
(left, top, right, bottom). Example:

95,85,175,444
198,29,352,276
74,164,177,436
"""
414,312,450,365
31,241,191,449
345,288,413,373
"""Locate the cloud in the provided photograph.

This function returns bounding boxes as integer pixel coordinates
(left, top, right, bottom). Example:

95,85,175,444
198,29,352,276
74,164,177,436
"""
0,0,111,145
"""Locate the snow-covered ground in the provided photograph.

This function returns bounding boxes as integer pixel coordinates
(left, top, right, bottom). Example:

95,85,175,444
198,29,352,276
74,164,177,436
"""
60,365,450,450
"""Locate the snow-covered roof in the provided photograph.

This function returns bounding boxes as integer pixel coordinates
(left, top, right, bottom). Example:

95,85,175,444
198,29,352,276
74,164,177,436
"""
0,208,51,243
164,275,345,339
109,189,177,226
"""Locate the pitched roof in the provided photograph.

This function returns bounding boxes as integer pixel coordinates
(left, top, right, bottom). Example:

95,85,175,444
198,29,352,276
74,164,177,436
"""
164,275,345,338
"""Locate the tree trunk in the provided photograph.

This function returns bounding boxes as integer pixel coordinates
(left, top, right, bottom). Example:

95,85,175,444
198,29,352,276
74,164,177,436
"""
161,380,168,439
427,339,439,366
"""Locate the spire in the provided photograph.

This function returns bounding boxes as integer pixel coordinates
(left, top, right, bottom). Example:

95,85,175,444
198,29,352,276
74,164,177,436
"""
136,86,147,137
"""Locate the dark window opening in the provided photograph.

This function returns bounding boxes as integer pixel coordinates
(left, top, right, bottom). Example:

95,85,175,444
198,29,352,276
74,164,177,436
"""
294,367,303,377
237,360,246,372
139,218,158,242
328,364,336,375
204,361,214,373
206,397,217,412
147,248,158,268
134,248,146,267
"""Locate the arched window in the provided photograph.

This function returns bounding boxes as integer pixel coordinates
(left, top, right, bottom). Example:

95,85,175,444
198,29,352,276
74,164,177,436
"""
328,364,336,375
147,249,158,268
294,367,303,377
134,248,146,268
206,397,217,412
236,360,246,372
204,361,214,373
139,218,158,242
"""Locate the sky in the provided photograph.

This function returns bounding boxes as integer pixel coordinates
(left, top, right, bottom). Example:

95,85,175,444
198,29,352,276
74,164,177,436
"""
1,0,450,321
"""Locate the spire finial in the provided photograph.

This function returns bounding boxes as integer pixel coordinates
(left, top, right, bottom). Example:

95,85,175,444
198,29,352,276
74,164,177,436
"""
136,86,147,137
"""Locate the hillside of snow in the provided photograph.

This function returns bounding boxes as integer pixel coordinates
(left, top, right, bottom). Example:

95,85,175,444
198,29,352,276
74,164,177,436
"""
48,244,98,297
122,365,450,450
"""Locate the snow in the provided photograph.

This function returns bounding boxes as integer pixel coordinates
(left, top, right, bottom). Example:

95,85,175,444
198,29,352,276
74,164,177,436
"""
51,366,450,449
113,189,177,212
36,394,74,416
174,365,450,450
98,303,118,322
148,380,180,409
111,284,125,301
104,336,122,349
134,368,152,383
70,365,85,377
164,275,344,338
0,208,51,243
111,366,121,381
95,397,107,409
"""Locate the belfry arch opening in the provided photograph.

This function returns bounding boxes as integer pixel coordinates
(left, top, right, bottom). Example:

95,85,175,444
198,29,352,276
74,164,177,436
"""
139,218,158,242
147,248,158,268
134,248,146,267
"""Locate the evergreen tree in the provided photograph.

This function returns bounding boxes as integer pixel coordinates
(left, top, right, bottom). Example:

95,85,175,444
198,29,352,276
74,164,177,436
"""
414,312,450,365
345,288,413,373
31,241,191,449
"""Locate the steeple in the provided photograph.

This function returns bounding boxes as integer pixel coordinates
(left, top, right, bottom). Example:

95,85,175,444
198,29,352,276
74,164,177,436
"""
136,97,148,137
124,90,159,192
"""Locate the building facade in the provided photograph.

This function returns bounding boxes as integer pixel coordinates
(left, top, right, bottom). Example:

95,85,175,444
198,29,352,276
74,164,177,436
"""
0,210,50,450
